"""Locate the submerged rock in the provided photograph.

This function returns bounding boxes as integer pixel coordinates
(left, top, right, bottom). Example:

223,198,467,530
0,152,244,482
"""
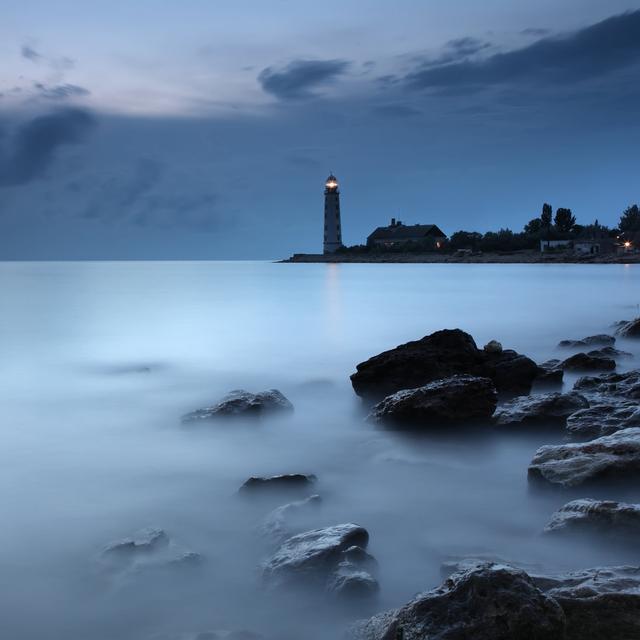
587,346,633,359
534,361,564,387
239,474,316,494
350,329,538,400
559,352,616,372
348,563,565,640
182,389,293,423
528,427,640,487
261,523,377,597
493,392,588,426
367,375,497,426
558,335,616,348
574,370,640,399
544,498,640,537
565,403,640,438
260,494,322,543
616,318,640,338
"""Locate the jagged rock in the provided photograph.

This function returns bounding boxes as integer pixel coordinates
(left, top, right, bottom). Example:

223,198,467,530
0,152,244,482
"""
587,346,633,359
99,528,201,580
260,495,322,543
616,318,640,338
239,474,316,494
528,427,640,487
574,370,640,399
350,329,538,400
559,352,616,372
367,375,497,426
544,498,640,537
348,563,565,640
483,340,502,353
566,402,640,438
558,335,616,348
261,524,377,597
534,361,564,387
182,389,293,423
493,392,588,426
326,560,380,599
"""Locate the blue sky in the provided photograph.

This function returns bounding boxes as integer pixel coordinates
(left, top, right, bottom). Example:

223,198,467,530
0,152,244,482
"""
1,1,639,258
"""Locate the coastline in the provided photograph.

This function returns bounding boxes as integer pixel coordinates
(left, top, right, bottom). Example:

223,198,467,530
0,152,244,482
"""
280,250,640,264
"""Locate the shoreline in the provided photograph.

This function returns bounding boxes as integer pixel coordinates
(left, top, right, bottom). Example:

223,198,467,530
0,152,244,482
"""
280,251,640,264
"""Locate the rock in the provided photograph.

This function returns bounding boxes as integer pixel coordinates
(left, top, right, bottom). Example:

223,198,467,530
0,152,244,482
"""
559,352,616,372
493,392,589,426
261,524,377,596
239,474,316,494
350,329,538,400
558,334,616,348
566,403,640,438
182,389,293,423
544,498,640,538
348,562,565,640
574,370,640,399
535,566,640,640
534,361,564,387
587,346,633,359
528,427,640,487
616,318,640,338
483,340,502,353
261,495,322,543
367,375,497,426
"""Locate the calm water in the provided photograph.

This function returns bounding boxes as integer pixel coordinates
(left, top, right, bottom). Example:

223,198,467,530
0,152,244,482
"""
1,261,639,640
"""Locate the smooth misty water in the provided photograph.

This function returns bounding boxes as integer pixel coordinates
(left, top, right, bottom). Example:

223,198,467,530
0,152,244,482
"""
1,261,639,640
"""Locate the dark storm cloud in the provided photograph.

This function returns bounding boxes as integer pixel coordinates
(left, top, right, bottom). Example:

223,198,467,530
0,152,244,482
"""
406,10,640,91
34,83,90,100
21,44,43,62
0,108,97,187
258,59,350,100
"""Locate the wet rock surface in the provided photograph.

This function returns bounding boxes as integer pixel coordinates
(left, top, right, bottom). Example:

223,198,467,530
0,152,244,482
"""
261,524,377,597
544,498,640,537
239,474,316,494
493,392,588,426
587,346,633,359
558,335,616,348
182,389,293,423
565,402,640,438
350,329,538,400
559,352,616,372
616,318,640,338
528,427,640,487
574,370,640,399
260,494,322,543
367,375,497,426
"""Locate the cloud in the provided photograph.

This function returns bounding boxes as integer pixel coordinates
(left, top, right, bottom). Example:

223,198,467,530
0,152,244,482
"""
406,10,640,92
21,45,42,62
521,27,551,37
33,83,90,100
372,103,421,118
258,59,350,100
0,108,97,187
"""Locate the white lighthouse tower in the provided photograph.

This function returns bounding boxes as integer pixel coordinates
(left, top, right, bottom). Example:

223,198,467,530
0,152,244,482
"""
323,173,343,254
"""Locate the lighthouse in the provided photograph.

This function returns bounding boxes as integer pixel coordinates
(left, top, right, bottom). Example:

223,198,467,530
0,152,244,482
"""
323,173,343,254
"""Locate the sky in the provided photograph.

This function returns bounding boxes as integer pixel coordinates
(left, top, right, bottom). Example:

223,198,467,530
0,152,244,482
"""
1,0,640,259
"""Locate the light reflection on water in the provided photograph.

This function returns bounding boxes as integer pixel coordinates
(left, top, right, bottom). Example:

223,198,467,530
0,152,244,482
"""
0,261,638,640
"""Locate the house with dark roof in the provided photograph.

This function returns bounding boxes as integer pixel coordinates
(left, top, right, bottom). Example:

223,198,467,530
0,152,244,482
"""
367,218,447,249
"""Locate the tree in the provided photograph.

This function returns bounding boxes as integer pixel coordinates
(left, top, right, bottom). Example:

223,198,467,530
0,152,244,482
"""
524,218,542,234
449,230,483,251
540,203,553,229
619,205,640,233
554,208,576,233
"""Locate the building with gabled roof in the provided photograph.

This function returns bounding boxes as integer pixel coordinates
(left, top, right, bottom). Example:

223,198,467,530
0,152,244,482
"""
367,218,447,248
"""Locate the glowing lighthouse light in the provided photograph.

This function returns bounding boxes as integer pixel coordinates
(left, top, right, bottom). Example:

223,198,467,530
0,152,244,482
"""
323,173,343,254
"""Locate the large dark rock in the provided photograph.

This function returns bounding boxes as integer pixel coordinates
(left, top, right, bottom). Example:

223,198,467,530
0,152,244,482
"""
182,389,293,423
544,498,640,538
574,370,640,400
348,563,565,640
261,524,377,597
534,361,564,387
367,375,497,426
558,334,616,348
587,346,632,359
566,402,640,439
239,474,316,494
616,318,640,338
350,329,538,400
528,427,640,487
559,353,616,372
494,392,588,426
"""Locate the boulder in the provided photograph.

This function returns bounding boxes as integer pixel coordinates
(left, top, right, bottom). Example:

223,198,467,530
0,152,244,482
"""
528,427,640,487
544,498,640,538
483,340,502,353
616,318,640,338
367,375,497,426
261,524,377,597
574,370,640,399
565,403,640,438
348,563,565,640
493,392,588,426
587,346,632,359
239,474,316,494
260,494,322,543
559,353,616,372
558,335,616,348
182,389,293,423
534,361,564,387
350,329,538,400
